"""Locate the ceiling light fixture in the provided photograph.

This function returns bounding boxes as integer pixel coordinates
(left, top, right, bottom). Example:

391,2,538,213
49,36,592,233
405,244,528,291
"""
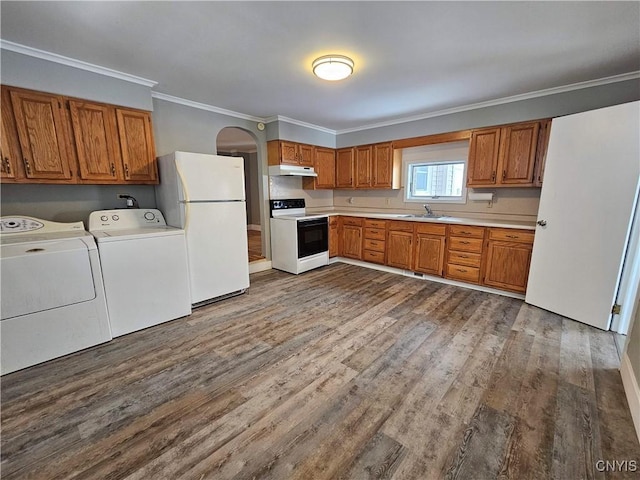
312,55,354,81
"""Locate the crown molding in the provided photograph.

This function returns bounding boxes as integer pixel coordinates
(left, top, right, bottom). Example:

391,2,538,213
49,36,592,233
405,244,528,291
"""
264,115,336,135
336,71,640,134
0,39,157,87
152,91,265,123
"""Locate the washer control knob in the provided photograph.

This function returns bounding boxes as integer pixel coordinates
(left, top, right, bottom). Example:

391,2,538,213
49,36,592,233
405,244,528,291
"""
144,211,156,221
100,215,108,221
112,215,119,221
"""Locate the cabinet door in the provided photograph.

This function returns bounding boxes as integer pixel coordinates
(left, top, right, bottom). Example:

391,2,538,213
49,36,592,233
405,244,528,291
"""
499,122,539,185
467,127,500,186
372,142,393,188
414,233,445,276
387,230,413,269
9,88,73,181
314,147,336,188
116,108,158,184
329,219,340,257
355,145,372,188
279,141,298,165
336,148,355,188
342,225,362,259
69,100,123,182
0,88,21,180
298,143,314,167
483,241,533,293
534,119,551,187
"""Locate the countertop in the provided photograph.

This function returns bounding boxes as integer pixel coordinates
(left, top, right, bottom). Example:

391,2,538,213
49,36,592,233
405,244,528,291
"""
306,210,536,230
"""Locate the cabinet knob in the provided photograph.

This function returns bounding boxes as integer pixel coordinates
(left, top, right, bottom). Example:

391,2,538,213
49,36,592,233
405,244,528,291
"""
5,158,11,174
24,158,32,175
502,170,506,180
491,171,496,182
111,163,116,176
124,164,130,178
537,220,547,227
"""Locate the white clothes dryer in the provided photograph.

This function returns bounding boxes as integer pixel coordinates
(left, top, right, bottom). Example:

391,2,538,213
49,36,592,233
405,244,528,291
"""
88,209,191,337
0,216,112,375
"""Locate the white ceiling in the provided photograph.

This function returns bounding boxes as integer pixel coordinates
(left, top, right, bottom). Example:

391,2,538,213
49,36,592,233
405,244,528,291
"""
1,1,639,133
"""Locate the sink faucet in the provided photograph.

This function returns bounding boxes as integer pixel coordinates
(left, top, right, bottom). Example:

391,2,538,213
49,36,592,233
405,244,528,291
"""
423,204,434,216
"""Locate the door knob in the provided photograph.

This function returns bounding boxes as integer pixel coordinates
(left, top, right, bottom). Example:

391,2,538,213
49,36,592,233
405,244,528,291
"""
537,220,547,227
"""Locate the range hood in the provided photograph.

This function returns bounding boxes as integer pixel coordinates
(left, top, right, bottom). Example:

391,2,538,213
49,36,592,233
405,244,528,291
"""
268,165,317,177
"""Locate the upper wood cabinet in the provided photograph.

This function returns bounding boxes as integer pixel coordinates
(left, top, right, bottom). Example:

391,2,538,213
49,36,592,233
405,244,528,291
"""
9,87,74,182
2,85,158,185
0,88,21,180
116,108,158,184
303,146,336,190
267,140,313,167
372,142,400,188
69,100,123,183
467,120,547,187
355,145,372,188
336,147,355,188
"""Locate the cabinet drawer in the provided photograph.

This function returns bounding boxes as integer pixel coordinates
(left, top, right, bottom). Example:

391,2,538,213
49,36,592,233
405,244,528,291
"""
388,220,414,232
416,223,446,236
342,217,363,227
364,228,385,240
446,263,481,283
364,219,387,229
448,236,484,253
447,250,482,268
449,225,485,238
488,228,534,244
363,250,385,264
364,238,385,252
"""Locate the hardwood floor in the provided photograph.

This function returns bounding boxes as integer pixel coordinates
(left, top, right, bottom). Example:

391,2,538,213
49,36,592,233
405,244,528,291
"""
1,264,638,479
248,230,264,262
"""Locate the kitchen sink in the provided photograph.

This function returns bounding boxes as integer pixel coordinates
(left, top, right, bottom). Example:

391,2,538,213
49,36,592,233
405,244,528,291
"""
397,214,448,219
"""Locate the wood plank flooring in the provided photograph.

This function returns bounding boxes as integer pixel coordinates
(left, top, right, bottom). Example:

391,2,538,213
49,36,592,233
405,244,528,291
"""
248,230,264,262
1,263,638,479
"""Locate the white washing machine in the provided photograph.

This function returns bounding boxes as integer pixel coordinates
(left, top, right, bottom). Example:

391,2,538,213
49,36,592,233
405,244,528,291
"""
0,216,112,375
88,209,191,337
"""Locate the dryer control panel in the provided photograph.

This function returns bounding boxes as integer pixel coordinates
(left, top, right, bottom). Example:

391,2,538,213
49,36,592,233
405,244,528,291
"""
0,217,85,235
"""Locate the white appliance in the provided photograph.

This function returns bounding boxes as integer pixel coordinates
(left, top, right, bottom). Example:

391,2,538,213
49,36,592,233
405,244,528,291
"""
155,151,250,306
270,199,329,274
88,209,191,337
0,216,112,375
268,164,317,177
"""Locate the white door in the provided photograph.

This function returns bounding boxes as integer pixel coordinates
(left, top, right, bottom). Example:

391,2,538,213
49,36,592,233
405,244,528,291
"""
175,152,245,202
526,101,640,330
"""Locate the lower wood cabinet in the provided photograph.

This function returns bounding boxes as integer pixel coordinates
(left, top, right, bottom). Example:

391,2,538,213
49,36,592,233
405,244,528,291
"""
386,221,414,270
341,217,363,260
329,216,340,257
413,223,446,276
445,225,485,284
363,219,387,264
482,228,534,293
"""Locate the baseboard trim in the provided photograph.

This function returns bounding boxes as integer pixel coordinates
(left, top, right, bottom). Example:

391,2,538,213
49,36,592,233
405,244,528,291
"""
249,260,272,274
330,257,524,300
247,224,262,232
620,352,640,444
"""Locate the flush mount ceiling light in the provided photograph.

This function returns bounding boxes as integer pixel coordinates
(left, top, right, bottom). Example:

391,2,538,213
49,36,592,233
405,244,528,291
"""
312,55,354,81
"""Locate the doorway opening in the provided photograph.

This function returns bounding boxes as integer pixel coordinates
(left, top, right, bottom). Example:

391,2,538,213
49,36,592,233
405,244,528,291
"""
216,127,264,263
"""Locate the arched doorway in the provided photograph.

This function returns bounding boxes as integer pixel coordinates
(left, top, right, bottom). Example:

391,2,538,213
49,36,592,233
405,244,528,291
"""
216,127,265,263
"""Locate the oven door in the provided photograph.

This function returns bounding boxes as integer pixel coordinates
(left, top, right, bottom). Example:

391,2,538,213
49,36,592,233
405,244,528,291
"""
297,218,328,259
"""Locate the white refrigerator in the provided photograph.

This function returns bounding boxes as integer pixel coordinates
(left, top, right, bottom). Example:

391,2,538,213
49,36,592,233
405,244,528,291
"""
155,151,250,306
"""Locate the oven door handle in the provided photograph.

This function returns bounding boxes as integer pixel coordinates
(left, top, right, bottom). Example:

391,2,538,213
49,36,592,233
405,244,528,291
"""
298,218,328,228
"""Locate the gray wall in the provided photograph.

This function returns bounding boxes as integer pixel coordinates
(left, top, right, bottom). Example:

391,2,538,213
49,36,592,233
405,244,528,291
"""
266,119,335,148
336,79,640,147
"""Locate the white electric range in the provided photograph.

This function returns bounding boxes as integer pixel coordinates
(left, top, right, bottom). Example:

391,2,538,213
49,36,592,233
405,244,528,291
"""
270,199,329,274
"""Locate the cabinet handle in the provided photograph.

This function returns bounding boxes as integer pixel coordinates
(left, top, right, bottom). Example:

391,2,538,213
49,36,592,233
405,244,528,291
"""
111,163,116,176
491,171,496,182
5,158,11,174
24,158,32,175
460,231,471,235
506,234,519,239
460,241,470,245
456,268,468,273
459,254,469,258
124,164,130,178
502,170,506,180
